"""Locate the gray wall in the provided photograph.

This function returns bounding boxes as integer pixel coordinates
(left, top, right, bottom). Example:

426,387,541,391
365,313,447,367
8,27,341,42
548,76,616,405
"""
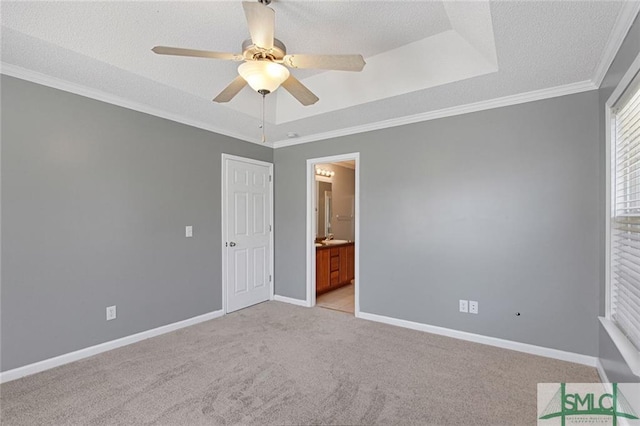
1,75,272,371
275,90,601,357
597,15,640,383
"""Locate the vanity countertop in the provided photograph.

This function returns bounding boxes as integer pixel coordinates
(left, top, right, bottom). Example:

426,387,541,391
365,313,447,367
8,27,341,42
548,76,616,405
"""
315,241,354,249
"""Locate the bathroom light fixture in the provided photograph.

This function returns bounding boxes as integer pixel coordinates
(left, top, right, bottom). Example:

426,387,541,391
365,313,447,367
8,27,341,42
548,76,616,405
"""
316,168,335,177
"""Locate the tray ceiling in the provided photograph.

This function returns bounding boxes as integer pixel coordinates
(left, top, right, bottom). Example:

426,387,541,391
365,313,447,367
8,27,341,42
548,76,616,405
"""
1,1,636,147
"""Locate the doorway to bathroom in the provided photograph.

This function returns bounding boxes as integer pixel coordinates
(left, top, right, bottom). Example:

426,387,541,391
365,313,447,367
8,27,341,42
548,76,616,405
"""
306,153,359,316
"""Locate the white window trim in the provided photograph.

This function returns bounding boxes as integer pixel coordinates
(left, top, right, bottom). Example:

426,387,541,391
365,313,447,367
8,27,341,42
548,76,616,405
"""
603,51,640,377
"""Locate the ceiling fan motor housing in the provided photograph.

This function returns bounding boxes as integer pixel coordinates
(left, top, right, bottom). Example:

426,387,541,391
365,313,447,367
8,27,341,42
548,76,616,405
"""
242,38,287,61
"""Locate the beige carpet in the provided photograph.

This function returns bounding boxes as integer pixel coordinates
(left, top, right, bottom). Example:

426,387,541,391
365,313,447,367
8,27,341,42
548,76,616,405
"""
1,301,598,425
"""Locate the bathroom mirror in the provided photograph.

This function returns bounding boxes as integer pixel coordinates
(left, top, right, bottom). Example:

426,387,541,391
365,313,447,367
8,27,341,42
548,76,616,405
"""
316,181,332,238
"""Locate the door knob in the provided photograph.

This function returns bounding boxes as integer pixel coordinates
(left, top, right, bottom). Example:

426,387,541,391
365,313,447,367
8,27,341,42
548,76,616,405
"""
229,242,237,247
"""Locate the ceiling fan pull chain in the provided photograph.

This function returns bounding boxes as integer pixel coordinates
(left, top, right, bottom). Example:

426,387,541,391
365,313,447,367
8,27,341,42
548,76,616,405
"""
261,92,265,143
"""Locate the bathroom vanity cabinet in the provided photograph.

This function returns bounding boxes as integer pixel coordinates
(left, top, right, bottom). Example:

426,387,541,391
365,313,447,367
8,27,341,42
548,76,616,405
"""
316,242,354,295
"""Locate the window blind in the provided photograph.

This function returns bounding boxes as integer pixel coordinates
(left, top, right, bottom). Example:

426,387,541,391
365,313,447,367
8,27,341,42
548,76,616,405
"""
612,71,640,351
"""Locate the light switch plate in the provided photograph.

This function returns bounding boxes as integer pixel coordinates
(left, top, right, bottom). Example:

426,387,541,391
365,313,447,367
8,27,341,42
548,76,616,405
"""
106,305,116,321
185,226,193,238
459,300,468,313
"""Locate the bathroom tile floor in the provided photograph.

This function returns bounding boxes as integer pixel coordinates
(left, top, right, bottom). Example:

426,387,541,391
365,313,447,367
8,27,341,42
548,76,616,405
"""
316,283,354,314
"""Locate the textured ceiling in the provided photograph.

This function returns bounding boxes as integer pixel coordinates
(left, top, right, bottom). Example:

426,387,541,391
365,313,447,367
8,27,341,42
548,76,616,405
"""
0,1,632,146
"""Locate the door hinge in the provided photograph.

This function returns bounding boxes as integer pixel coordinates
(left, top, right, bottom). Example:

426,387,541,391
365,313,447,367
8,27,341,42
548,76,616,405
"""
269,275,272,282
269,224,272,232
269,175,272,182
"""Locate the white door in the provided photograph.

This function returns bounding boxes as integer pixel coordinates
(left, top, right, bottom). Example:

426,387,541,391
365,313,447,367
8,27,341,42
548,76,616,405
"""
223,155,272,313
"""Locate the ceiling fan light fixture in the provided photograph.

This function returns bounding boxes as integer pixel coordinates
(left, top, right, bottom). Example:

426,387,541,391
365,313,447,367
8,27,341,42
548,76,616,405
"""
238,61,290,94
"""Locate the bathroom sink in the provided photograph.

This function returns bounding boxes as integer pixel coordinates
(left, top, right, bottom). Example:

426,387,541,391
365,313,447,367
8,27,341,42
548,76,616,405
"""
322,239,350,245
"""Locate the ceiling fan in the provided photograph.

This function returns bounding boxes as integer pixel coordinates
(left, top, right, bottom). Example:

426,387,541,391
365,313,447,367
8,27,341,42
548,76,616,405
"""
152,0,366,106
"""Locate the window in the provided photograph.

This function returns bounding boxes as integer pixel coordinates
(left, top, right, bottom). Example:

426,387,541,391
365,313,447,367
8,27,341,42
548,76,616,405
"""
606,53,640,376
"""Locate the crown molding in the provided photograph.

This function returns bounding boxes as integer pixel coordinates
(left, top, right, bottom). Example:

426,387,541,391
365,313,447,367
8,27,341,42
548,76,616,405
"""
592,1,640,88
0,63,274,148
273,80,597,149
0,62,605,151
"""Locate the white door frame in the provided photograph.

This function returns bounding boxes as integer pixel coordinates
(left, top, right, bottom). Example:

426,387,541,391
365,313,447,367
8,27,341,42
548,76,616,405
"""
221,153,274,314
306,152,360,316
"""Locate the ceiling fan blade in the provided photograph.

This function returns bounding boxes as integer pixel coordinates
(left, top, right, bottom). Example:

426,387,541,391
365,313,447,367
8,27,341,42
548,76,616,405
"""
242,2,275,50
281,75,319,106
213,76,248,103
152,46,243,61
283,54,366,72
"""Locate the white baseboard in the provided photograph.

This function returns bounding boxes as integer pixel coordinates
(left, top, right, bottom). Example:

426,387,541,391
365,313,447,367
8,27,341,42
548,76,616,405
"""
357,311,598,367
273,295,310,307
0,309,224,383
596,358,610,384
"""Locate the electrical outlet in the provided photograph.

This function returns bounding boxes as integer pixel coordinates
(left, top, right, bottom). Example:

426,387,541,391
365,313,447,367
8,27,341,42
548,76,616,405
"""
185,226,193,238
469,300,478,314
459,300,468,313
106,305,116,321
